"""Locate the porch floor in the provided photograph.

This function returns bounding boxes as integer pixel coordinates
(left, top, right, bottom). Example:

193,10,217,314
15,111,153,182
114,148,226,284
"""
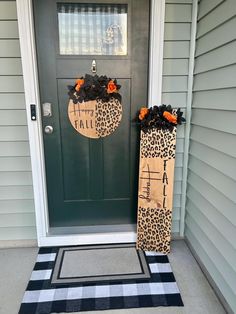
0,240,225,314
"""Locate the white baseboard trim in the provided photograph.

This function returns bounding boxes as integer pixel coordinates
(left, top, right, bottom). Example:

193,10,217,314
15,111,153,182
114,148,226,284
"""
185,238,233,314
171,233,184,240
0,233,182,249
0,239,37,249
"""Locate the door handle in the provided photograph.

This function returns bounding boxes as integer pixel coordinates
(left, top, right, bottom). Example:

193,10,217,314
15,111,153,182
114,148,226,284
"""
91,60,97,74
44,125,54,134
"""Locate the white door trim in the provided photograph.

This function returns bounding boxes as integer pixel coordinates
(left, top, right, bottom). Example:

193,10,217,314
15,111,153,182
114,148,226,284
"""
148,0,165,107
16,0,165,247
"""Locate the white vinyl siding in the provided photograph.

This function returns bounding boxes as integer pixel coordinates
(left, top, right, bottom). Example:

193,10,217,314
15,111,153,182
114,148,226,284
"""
185,0,236,312
0,1,36,241
164,0,193,234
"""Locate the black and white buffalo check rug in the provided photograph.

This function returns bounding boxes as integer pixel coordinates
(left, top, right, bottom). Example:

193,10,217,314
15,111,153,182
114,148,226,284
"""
19,243,183,313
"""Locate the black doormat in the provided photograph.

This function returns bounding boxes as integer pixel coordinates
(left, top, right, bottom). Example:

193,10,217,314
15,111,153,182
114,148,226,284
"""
19,243,183,313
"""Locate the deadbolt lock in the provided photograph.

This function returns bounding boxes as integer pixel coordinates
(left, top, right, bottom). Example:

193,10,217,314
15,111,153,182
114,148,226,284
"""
42,102,52,117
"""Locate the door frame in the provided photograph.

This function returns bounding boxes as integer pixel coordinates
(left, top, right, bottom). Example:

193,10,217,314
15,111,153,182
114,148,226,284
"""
16,0,165,247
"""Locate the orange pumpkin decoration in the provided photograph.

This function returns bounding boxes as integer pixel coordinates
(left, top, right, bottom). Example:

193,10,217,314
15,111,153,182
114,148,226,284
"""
107,80,117,94
75,79,85,92
163,111,177,124
139,107,149,120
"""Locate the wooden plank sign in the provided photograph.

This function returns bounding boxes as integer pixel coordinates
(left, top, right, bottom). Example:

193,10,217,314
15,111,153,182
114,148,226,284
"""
136,127,177,254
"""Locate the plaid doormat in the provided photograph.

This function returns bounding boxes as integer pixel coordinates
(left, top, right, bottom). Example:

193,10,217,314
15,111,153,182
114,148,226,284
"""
19,244,183,313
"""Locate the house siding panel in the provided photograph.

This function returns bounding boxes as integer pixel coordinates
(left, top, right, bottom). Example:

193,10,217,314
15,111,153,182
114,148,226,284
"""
0,142,30,157
194,41,236,74
0,199,35,214
186,0,236,312
0,1,36,242
0,126,30,141
0,172,33,186
186,225,236,310
0,1,17,19
164,0,193,234
197,0,224,20
0,93,25,109
195,16,236,56
192,88,236,110
0,20,19,38
197,0,236,38
0,58,23,75
0,39,21,57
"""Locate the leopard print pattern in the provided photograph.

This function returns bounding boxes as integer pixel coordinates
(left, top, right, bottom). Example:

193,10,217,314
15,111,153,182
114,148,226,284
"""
137,207,172,254
141,128,176,159
137,128,177,254
95,98,122,138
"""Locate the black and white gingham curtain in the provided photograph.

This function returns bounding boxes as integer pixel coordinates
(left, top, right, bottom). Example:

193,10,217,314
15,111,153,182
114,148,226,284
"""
58,3,127,55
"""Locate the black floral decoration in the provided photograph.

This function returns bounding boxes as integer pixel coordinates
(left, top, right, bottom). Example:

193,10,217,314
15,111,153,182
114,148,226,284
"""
68,74,121,104
137,105,185,132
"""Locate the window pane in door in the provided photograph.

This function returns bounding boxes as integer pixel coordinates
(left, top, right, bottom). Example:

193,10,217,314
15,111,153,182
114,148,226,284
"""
58,3,128,55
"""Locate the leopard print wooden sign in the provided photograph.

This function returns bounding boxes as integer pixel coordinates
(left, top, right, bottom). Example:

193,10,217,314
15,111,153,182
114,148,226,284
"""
68,98,122,138
136,128,177,254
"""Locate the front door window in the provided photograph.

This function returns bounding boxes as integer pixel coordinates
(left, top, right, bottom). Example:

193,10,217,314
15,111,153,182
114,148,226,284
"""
58,3,128,55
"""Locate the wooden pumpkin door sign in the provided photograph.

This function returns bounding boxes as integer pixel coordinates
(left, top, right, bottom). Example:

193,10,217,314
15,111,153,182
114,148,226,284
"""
136,105,185,254
68,74,122,138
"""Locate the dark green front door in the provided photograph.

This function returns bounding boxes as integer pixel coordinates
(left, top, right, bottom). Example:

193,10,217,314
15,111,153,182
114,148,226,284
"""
34,0,150,228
